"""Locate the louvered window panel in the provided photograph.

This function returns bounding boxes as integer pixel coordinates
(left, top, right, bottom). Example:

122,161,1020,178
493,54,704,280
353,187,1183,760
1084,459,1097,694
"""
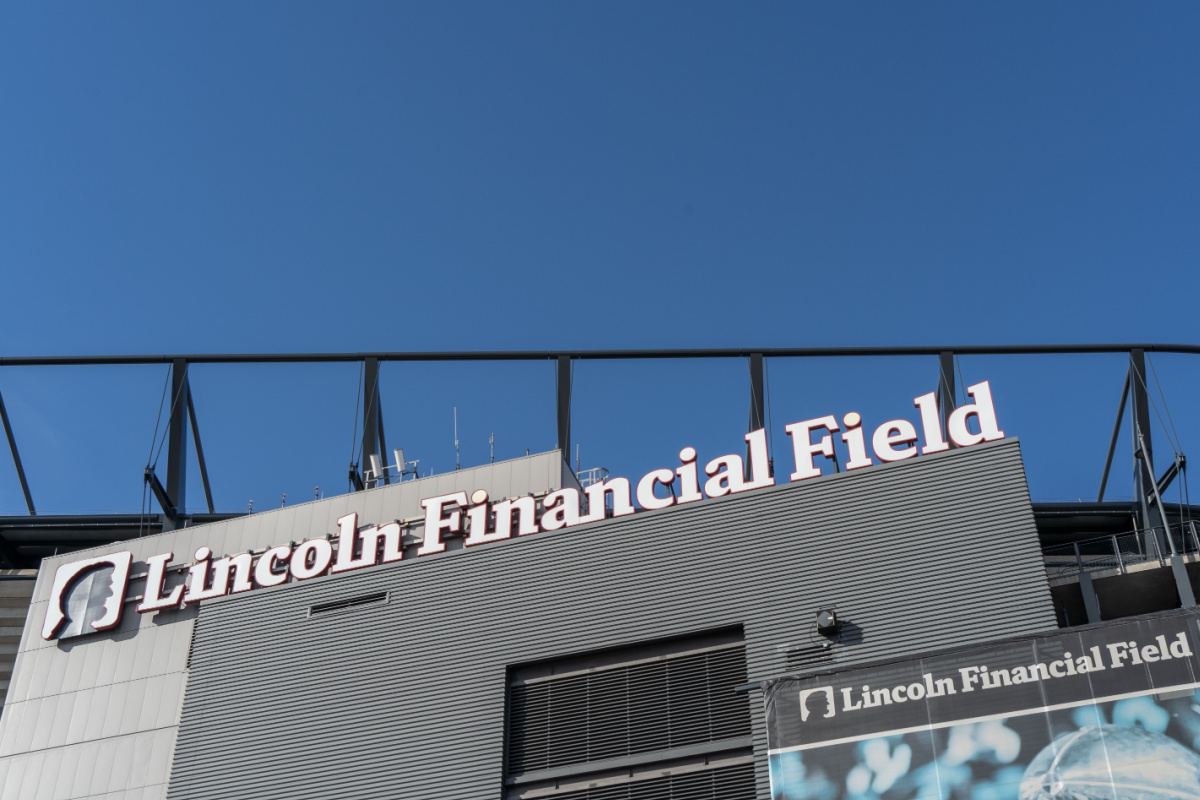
508,643,751,774
547,762,757,800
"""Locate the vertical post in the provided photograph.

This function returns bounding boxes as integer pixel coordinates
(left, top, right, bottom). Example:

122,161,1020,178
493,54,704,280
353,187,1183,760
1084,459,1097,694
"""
1172,556,1197,608
1140,433,1176,556
362,357,380,488
1130,349,1161,532
937,351,956,446
376,398,389,486
0,388,35,516
1074,543,1102,623
746,353,766,480
556,355,571,465
1079,572,1102,624
1112,535,1124,574
163,359,189,531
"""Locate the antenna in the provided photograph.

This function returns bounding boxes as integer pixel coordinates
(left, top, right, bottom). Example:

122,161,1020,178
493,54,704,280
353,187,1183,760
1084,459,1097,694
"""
576,444,580,473
454,407,460,471
490,432,495,463
367,453,383,487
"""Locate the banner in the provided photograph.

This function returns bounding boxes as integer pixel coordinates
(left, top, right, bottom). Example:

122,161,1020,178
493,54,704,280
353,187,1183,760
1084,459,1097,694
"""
765,611,1200,799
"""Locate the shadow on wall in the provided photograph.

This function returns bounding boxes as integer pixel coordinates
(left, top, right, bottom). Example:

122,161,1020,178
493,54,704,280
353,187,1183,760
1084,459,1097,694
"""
782,620,866,674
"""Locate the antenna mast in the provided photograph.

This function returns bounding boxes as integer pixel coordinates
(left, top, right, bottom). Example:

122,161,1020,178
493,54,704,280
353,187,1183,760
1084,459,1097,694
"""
454,407,460,471
490,432,495,463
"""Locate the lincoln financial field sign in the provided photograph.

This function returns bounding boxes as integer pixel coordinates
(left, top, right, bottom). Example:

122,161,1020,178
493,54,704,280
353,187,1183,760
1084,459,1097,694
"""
43,381,1005,642
765,612,1200,799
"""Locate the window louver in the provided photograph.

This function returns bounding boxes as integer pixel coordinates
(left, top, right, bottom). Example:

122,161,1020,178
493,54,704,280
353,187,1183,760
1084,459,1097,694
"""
508,643,752,775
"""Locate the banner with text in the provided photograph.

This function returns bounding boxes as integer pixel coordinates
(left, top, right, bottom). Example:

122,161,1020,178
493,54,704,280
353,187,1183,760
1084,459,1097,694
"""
765,611,1200,799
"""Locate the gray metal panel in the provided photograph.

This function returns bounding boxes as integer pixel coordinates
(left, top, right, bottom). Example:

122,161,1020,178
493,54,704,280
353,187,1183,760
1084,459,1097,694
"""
0,727,174,799
167,439,1055,800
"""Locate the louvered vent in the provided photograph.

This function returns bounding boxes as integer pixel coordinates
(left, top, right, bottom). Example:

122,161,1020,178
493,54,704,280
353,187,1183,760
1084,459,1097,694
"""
548,762,756,800
309,591,389,617
784,643,834,672
508,643,751,775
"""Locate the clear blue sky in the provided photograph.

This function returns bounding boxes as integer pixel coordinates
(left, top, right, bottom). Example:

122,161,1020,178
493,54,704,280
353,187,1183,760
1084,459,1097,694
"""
1,3,1198,515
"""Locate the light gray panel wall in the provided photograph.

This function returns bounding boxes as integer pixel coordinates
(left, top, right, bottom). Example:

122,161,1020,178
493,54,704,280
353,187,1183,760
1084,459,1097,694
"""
0,450,566,800
0,726,175,800
166,440,1055,800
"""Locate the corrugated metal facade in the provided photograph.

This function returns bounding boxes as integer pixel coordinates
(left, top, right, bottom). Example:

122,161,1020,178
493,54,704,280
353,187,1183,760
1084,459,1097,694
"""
167,439,1056,800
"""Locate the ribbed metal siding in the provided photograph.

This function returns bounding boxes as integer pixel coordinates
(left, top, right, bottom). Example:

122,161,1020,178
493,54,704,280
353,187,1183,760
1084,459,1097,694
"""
508,643,751,774
167,440,1055,800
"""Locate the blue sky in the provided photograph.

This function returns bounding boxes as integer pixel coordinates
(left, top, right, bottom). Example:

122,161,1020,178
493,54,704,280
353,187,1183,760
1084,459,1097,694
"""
0,3,1198,515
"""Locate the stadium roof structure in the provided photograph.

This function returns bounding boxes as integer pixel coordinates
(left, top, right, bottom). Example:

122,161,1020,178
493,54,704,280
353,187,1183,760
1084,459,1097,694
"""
1,344,1196,569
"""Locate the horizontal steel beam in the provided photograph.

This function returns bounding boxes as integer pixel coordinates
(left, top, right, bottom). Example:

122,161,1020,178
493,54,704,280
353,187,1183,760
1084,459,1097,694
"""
2,343,1200,367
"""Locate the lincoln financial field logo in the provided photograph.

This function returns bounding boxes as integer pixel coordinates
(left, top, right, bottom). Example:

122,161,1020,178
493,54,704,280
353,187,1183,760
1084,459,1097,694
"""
40,381,1006,641
41,551,133,640
799,687,837,721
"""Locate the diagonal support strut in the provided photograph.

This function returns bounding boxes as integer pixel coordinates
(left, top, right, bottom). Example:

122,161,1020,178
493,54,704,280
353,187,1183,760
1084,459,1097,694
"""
186,386,215,514
0,387,35,516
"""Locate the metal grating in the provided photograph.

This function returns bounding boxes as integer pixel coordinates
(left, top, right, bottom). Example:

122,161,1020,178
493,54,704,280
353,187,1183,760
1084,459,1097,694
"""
508,644,751,775
547,762,757,800
784,643,834,672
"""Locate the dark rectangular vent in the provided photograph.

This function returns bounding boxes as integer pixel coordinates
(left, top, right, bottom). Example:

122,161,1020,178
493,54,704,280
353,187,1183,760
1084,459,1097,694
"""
508,644,751,775
308,591,389,617
784,643,834,672
548,762,756,800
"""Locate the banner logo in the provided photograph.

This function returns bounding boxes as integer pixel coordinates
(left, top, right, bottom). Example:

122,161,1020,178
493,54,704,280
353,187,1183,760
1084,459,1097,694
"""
799,686,837,721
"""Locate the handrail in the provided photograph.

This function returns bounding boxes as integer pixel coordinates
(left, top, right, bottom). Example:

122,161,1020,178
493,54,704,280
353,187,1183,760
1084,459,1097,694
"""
1044,522,1200,579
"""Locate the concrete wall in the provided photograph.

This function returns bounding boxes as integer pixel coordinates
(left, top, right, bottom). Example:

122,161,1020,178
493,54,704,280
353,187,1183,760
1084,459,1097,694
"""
0,451,569,800
165,439,1056,800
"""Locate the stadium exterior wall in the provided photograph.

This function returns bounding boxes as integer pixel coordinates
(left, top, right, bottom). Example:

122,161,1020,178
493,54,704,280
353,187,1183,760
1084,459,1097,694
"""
0,450,574,800
164,438,1055,800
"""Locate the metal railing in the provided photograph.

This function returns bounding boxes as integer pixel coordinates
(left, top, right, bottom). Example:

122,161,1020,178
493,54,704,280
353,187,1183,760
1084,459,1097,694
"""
1044,522,1200,580
577,467,610,488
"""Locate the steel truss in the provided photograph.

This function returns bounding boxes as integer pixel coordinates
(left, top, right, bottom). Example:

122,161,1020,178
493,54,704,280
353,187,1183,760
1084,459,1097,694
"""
0,344,1196,572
